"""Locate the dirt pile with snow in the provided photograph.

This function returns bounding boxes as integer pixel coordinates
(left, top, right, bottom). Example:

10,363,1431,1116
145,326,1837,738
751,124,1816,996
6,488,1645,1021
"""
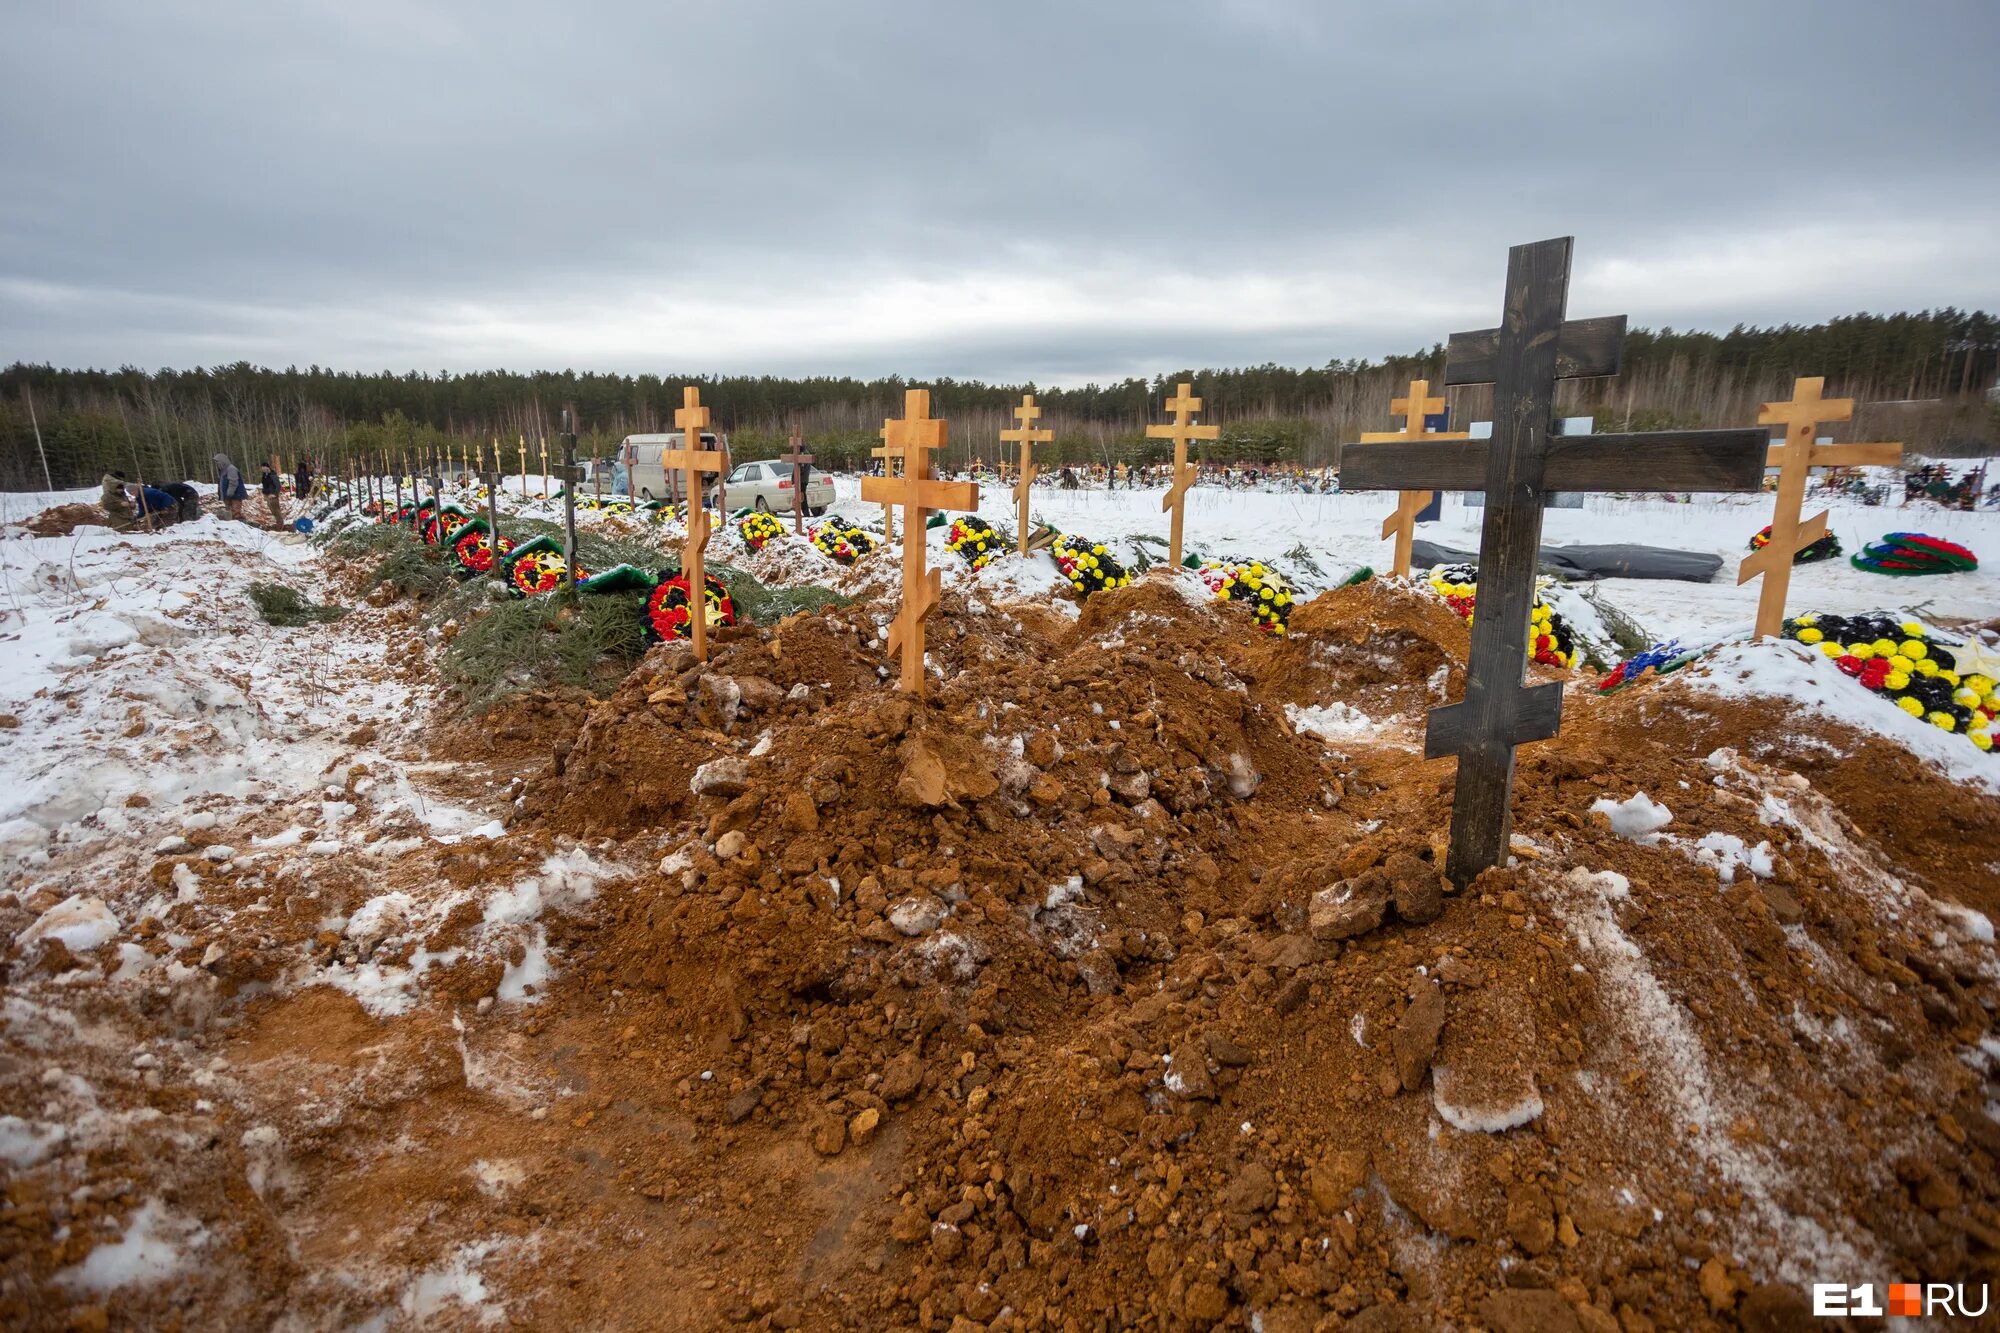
5,504,2000,1332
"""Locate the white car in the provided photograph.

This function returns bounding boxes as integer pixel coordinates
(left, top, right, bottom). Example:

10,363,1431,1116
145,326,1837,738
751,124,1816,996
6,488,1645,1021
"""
721,460,835,516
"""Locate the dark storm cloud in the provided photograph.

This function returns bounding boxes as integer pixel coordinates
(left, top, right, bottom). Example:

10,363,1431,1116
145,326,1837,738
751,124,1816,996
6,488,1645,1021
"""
2,0,1996,383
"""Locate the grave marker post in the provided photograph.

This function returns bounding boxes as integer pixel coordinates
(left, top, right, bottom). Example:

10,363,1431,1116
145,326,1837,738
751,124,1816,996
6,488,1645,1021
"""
784,423,815,534
1341,237,1769,886
665,387,728,661
860,390,979,695
871,436,901,542
1358,379,1471,577
999,393,1053,555
1145,382,1220,569
1739,377,1902,638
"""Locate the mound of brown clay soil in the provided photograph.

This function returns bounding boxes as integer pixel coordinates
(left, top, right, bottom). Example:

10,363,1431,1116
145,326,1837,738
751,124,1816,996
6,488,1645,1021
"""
8,569,1998,1332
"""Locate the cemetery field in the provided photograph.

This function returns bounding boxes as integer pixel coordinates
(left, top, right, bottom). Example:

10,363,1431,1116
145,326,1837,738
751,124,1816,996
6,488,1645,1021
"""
3,478,1999,1331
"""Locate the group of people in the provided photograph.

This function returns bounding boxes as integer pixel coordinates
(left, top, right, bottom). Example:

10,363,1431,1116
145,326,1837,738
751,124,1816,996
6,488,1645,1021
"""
97,454,319,530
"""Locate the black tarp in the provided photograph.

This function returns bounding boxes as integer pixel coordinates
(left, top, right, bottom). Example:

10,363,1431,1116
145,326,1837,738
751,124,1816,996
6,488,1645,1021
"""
1410,539,1724,583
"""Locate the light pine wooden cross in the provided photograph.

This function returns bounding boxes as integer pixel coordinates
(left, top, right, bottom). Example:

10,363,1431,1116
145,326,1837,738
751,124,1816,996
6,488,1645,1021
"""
1739,376,1901,639
999,393,1052,555
517,436,529,502
666,386,728,661
1146,382,1219,569
860,390,978,695
871,434,902,542
1359,379,1471,577
784,423,814,533
538,437,551,499
1342,236,1769,887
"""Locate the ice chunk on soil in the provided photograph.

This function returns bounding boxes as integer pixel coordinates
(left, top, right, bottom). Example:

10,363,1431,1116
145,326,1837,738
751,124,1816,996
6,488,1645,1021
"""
1690,832,1774,884
54,1200,200,1292
1590,792,1673,842
1432,1068,1545,1133
15,895,118,954
1285,701,1374,742
0,1114,66,1167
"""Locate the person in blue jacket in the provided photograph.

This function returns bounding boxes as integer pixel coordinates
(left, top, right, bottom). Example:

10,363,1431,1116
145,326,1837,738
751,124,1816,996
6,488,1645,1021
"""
213,453,248,520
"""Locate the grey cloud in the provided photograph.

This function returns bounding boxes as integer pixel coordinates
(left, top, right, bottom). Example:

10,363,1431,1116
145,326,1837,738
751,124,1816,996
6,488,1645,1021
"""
2,0,1996,381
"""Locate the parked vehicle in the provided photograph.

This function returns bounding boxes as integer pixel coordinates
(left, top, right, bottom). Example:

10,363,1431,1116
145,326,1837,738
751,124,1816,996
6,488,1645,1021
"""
721,460,834,516
620,432,725,502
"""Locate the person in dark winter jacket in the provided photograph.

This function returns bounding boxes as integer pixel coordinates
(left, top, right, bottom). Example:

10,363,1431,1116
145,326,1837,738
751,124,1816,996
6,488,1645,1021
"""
134,483,179,528
294,459,314,500
159,480,200,523
213,454,248,520
259,463,284,526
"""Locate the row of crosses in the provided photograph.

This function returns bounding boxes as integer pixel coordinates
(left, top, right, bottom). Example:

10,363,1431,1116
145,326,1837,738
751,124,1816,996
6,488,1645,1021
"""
1342,235,1900,885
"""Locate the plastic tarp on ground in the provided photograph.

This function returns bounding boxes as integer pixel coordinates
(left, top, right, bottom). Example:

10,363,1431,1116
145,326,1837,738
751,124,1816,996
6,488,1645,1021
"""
1410,539,1724,583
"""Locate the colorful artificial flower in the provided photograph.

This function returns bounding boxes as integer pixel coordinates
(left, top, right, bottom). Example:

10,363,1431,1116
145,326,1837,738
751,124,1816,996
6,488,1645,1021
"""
505,548,586,598
1427,565,1576,667
808,520,877,566
947,515,1003,570
738,509,786,551
643,569,736,642
1051,533,1130,599
1749,524,1842,563
452,527,515,575
1200,560,1296,635
1782,612,1994,755
1851,532,1979,575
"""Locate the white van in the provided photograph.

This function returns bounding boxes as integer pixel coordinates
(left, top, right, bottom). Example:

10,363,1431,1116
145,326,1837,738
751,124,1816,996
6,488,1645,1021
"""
620,432,726,503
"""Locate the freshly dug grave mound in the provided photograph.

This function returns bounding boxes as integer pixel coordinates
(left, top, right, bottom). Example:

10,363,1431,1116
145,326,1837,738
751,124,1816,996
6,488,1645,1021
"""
493,573,2000,1329
19,501,126,536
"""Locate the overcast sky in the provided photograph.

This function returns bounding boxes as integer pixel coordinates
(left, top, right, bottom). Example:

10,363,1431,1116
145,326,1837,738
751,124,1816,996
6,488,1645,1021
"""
2,0,1996,386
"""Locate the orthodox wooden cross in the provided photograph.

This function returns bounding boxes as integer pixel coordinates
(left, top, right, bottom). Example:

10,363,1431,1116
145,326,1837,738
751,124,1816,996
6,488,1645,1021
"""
999,393,1052,555
1146,382,1219,568
784,423,814,533
557,405,586,590
667,387,728,661
1359,379,1471,577
871,435,901,542
476,440,504,569
1341,237,1768,887
860,390,978,694
1739,376,1901,638
538,436,551,499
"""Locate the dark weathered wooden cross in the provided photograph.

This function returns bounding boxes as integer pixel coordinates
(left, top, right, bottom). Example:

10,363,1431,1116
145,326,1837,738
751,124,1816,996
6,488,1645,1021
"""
557,404,587,591
784,423,814,534
478,440,508,576
1341,237,1769,886
860,390,978,695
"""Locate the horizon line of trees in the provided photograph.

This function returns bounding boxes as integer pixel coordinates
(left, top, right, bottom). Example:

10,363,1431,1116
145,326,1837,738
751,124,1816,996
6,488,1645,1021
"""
3,307,1995,489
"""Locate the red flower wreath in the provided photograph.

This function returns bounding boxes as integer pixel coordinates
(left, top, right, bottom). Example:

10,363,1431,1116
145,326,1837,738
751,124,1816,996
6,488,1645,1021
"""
644,570,736,642
510,549,587,597
453,528,514,574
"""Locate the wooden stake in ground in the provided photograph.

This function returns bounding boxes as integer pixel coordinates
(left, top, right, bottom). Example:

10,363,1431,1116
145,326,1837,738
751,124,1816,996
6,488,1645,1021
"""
1739,376,1902,638
477,442,506,580
860,390,978,695
666,387,728,661
999,394,1052,556
1146,383,1219,569
871,435,901,542
1359,379,1471,577
783,423,814,534
1341,236,1768,887
558,405,586,591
